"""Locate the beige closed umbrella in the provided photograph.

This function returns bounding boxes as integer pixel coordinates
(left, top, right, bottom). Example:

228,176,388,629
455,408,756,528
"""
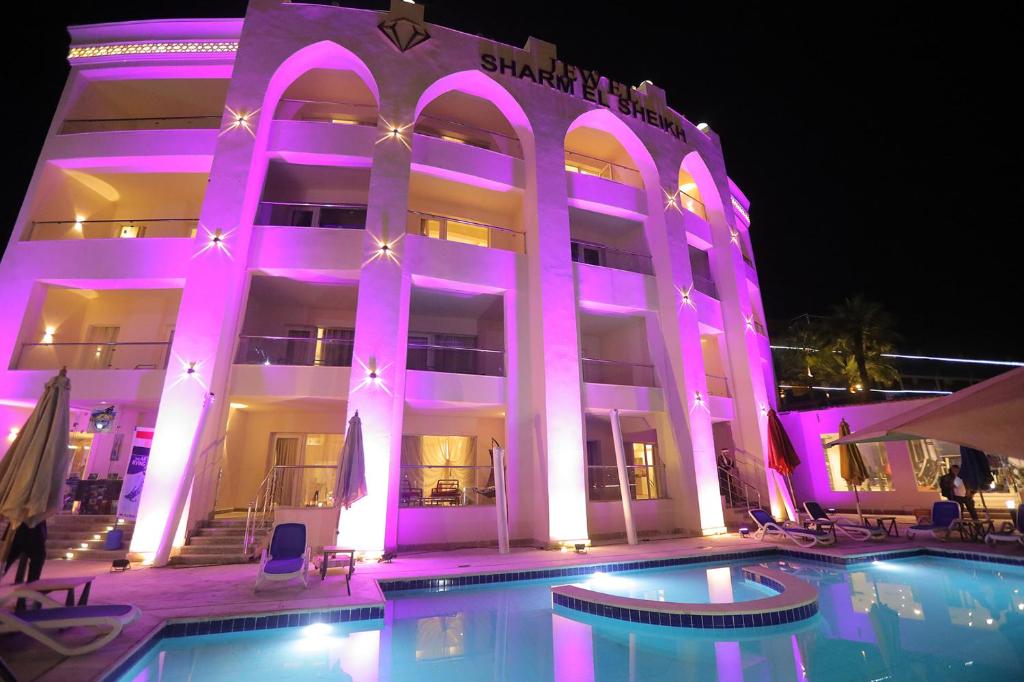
0,370,71,567
838,418,869,525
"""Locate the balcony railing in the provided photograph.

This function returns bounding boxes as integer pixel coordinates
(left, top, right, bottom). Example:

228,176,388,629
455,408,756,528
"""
751,319,767,336
706,374,731,398
235,336,354,367
15,341,171,370
692,274,718,299
587,464,668,501
27,218,198,241
59,115,223,134
273,98,378,126
570,240,653,276
410,211,525,253
581,358,657,387
564,150,643,188
677,189,707,220
398,466,496,507
414,113,524,158
406,343,505,377
255,202,367,230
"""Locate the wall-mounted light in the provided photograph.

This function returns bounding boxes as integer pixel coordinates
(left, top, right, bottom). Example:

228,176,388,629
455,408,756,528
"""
677,284,695,309
376,118,412,149
691,391,709,414
186,362,197,375
364,234,402,267
759,402,769,416
354,357,393,396
221,106,259,137
744,314,755,333
730,228,741,246
73,219,84,231
194,225,236,259
41,326,55,344
7,427,19,443
663,188,682,214
229,402,248,410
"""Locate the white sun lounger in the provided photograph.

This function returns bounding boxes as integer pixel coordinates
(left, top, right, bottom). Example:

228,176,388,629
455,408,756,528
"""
748,508,836,548
0,587,140,656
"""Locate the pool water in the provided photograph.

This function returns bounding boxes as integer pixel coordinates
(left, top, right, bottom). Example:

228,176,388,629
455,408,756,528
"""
118,555,1024,681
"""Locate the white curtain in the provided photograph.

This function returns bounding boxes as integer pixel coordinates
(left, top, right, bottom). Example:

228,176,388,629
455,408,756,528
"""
273,437,302,506
400,436,477,495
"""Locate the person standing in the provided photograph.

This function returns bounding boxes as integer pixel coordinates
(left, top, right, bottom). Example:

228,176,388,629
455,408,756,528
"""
938,464,979,520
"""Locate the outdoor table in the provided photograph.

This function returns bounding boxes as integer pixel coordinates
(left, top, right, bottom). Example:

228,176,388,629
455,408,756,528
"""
318,546,356,595
802,519,837,543
956,519,995,543
12,575,95,610
863,516,899,537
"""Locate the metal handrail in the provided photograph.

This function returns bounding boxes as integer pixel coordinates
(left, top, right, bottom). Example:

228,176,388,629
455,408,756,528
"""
718,464,762,510
59,115,222,134
415,113,521,146
237,335,354,342
706,374,731,397
243,464,339,555
564,149,641,183
409,210,521,235
587,463,668,501
259,201,367,210
570,238,650,261
32,217,198,225
580,357,657,388
580,357,653,368
16,340,171,370
407,343,504,354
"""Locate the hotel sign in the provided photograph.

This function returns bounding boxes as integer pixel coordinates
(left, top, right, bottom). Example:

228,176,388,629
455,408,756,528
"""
480,52,686,141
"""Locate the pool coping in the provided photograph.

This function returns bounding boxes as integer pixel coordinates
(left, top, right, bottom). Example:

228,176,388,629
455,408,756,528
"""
98,543,1024,681
551,565,819,629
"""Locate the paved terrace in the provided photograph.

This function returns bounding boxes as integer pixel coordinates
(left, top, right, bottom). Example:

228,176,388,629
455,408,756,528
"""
3,526,1023,681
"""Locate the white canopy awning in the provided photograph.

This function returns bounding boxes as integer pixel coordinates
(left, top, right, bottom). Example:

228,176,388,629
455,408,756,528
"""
828,367,1024,457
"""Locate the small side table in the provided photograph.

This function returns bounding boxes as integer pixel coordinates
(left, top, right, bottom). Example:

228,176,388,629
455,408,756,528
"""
319,546,356,595
864,516,899,537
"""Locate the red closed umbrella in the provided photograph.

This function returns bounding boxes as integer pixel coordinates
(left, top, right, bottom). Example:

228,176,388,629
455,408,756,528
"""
767,409,801,516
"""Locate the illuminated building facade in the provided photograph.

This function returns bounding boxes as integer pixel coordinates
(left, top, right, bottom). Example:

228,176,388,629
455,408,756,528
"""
0,1,780,560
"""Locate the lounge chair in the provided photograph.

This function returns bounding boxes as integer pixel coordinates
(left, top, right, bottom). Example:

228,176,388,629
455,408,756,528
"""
255,522,310,592
748,508,836,548
804,501,885,541
430,479,461,506
985,506,1024,547
906,500,961,540
0,588,139,656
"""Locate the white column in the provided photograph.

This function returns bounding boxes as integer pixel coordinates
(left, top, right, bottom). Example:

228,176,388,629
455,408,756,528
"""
493,446,510,554
609,409,638,545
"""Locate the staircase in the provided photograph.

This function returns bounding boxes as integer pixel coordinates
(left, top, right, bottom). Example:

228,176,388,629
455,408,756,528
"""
167,518,258,567
45,514,134,562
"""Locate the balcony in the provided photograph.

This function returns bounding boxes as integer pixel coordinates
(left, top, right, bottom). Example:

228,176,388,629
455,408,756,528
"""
273,98,377,127
677,189,707,220
588,464,668,501
14,341,170,371
415,113,523,158
406,343,504,377
706,374,731,398
26,218,197,242
693,274,718,299
234,335,353,367
581,358,656,387
409,211,524,253
59,115,222,135
564,151,642,188
571,240,652,276
254,202,367,230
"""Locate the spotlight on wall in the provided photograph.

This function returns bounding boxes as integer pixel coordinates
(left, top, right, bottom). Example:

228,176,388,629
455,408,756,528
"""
42,326,55,344
73,219,84,231
677,284,695,309
186,362,197,375
7,427,19,443
1007,500,1017,510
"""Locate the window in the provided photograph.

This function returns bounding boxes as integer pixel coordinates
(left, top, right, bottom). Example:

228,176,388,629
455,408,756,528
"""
586,440,667,501
908,439,960,491
269,433,342,507
630,442,662,500
571,241,604,267
399,435,494,507
821,434,894,491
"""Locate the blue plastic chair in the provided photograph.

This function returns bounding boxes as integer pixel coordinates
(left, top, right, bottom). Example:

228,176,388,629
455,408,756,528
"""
907,501,961,540
254,523,310,591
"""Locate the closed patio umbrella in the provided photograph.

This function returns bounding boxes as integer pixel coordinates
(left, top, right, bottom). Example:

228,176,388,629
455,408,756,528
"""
838,418,869,525
0,369,71,570
958,446,993,516
767,408,801,515
333,411,366,510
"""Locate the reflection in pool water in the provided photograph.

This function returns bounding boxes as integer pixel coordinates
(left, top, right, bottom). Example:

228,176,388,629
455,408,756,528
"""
120,555,1024,681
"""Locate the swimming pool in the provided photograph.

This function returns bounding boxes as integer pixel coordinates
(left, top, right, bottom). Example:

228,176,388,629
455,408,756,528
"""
115,553,1024,681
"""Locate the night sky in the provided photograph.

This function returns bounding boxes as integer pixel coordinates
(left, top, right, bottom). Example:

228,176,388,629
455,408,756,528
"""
7,2,1021,358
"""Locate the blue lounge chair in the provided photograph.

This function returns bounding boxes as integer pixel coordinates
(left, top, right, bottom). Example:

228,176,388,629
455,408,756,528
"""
984,506,1024,547
906,500,961,540
255,522,310,592
0,587,140,656
748,508,835,548
804,501,885,541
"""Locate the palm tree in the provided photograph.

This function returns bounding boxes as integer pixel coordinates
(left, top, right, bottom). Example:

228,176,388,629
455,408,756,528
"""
819,296,900,399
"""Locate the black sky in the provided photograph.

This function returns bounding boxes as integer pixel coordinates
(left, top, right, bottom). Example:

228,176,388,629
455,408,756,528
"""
7,2,1021,358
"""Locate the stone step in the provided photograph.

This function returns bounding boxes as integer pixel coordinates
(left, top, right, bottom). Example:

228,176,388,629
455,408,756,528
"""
192,528,246,538
167,552,249,567
187,534,242,546
203,518,248,528
177,543,244,555
47,547,127,562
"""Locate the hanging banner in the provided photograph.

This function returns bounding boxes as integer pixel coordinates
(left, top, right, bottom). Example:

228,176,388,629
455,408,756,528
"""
116,427,154,519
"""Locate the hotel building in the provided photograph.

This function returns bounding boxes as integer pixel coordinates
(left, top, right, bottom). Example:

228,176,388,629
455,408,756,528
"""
0,0,782,563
